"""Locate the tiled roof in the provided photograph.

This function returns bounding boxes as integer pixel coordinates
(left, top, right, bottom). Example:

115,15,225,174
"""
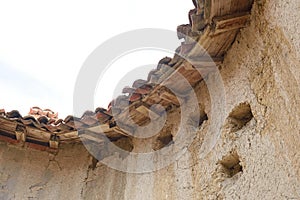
0,0,254,155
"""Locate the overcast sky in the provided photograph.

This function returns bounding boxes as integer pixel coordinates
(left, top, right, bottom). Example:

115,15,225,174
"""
0,0,193,118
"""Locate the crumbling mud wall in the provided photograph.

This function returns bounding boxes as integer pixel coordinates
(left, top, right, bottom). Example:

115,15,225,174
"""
0,143,91,199
0,0,299,199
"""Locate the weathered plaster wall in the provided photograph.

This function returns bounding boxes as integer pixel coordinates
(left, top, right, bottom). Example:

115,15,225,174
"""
0,0,299,199
0,142,91,199
85,1,300,199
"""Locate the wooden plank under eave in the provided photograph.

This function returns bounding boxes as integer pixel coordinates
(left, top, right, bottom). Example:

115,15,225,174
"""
129,109,149,126
189,28,211,57
79,133,104,144
26,126,51,142
113,127,131,137
104,130,127,139
88,124,111,133
15,131,26,142
212,13,250,36
143,93,162,105
229,0,253,15
49,140,59,149
205,31,236,57
159,91,180,106
188,56,223,68
216,29,239,57
0,118,17,133
59,131,79,141
186,69,204,86
116,106,149,127
136,105,161,120
209,0,253,20
204,0,212,21
209,31,229,56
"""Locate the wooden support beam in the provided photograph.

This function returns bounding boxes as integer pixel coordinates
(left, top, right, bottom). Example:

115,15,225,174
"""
26,127,51,142
212,13,251,35
15,124,26,142
136,105,161,120
88,124,111,133
79,133,104,144
49,134,60,149
0,118,17,134
188,56,223,67
159,90,180,106
59,131,79,141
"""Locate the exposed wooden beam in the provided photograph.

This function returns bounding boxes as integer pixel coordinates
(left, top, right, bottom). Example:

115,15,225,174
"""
15,124,26,142
49,134,60,149
212,12,251,35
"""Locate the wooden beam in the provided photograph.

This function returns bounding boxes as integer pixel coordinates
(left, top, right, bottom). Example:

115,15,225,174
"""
15,124,26,142
188,56,223,67
212,13,251,35
26,127,51,142
79,133,104,144
0,118,17,134
159,90,180,106
136,105,161,120
49,134,60,149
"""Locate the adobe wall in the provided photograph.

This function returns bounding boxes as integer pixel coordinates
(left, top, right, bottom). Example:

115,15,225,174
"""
0,0,299,199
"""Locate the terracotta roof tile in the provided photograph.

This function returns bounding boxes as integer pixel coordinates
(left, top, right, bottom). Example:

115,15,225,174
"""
81,110,95,118
129,93,142,102
37,116,49,124
0,109,5,115
6,110,22,119
80,115,98,126
54,119,63,126
122,86,136,94
158,56,172,66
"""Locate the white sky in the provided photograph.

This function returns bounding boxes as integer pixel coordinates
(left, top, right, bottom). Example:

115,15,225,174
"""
0,0,193,118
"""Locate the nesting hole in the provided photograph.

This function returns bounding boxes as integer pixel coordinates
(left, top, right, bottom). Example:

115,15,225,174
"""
157,134,173,146
189,103,208,128
153,132,174,151
227,102,253,131
219,151,242,178
199,112,208,127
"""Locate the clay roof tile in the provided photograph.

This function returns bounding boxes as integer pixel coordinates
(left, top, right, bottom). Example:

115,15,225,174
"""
6,110,22,119
38,116,49,124
132,79,148,88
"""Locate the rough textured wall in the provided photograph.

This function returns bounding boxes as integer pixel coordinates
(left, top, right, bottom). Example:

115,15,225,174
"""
84,1,300,199
0,142,91,199
0,0,299,199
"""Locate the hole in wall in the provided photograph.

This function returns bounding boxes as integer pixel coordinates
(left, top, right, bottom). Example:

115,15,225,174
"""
190,102,208,127
112,137,134,153
199,103,208,127
153,131,174,151
199,112,208,127
219,150,243,178
226,102,253,132
158,134,174,147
